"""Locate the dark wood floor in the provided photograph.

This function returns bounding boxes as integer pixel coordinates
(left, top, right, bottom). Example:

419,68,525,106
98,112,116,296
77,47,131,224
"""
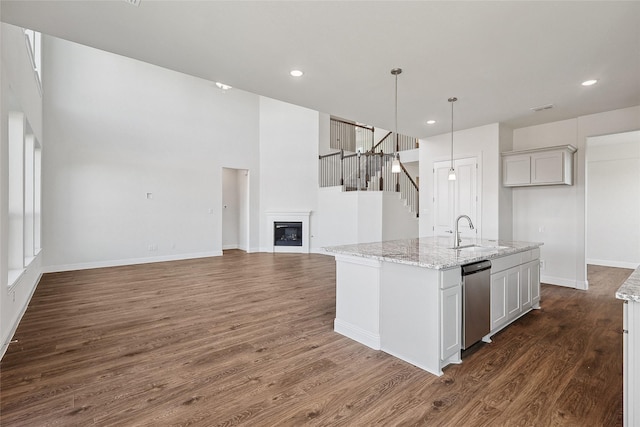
0,252,631,426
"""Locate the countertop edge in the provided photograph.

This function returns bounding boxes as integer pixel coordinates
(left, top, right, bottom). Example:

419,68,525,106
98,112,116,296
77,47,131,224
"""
323,238,543,270
615,266,640,302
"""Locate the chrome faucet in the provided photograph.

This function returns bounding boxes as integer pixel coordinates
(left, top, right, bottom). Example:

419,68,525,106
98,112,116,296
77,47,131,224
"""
453,215,475,248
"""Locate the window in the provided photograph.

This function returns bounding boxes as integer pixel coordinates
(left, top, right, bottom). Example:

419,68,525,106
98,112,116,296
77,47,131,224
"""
8,112,25,285
23,28,42,96
7,113,42,287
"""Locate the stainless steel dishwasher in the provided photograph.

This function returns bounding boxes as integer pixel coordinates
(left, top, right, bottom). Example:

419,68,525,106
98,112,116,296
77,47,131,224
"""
461,260,492,350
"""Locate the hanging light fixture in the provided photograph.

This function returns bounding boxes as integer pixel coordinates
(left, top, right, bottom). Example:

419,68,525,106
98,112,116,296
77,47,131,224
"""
391,68,402,174
448,97,457,181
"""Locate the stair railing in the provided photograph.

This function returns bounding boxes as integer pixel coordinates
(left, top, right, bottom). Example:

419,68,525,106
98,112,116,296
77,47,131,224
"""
330,118,374,152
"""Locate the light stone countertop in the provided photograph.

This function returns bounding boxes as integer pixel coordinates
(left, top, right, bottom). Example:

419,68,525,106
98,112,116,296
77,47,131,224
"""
323,236,543,270
616,266,640,303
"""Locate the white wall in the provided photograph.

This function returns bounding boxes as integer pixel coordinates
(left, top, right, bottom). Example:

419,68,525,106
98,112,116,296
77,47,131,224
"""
316,188,418,248
586,131,640,268
419,123,506,240
42,36,261,270
258,97,320,251
0,23,44,357
513,105,640,288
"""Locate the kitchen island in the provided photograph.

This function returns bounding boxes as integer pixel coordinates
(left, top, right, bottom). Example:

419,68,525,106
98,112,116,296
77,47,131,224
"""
615,265,640,427
324,236,543,376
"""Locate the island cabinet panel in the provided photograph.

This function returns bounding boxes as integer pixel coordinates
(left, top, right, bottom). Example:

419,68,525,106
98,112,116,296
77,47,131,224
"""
441,285,462,361
488,249,540,338
506,268,522,321
333,255,382,350
624,300,640,427
490,271,509,330
380,264,461,376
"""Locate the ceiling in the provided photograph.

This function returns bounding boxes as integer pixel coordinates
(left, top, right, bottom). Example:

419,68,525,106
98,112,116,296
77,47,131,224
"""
2,1,639,138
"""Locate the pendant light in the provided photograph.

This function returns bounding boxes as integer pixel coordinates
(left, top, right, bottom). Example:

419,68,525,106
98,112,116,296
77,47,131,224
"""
391,68,402,174
448,97,457,181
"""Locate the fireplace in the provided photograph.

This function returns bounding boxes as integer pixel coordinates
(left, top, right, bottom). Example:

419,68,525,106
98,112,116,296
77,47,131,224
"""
274,222,303,247
266,211,310,253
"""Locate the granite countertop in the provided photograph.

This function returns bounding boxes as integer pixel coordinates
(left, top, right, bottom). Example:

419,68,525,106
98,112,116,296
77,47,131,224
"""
323,236,543,270
615,266,640,302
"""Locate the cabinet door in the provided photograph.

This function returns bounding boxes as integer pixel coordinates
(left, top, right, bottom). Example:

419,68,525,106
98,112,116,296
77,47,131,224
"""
490,271,508,330
520,262,533,312
503,154,531,186
531,150,564,184
530,260,540,307
441,285,461,360
506,267,521,321
433,158,478,238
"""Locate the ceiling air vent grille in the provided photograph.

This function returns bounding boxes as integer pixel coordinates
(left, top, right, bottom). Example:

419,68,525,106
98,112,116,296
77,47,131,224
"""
530,103,554,112
123,0,141,6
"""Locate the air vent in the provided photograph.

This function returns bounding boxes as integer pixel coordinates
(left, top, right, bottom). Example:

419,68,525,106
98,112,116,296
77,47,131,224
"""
530,103,554,112
123,0,141,6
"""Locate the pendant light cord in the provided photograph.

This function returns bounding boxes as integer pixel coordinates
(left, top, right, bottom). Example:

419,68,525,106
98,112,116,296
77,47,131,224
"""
449,97,457,170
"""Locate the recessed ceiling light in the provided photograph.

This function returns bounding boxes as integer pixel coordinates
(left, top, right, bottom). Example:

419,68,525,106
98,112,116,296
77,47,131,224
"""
290,70,304,77
215,82,232,90
581,79,598,86
426,120,436,125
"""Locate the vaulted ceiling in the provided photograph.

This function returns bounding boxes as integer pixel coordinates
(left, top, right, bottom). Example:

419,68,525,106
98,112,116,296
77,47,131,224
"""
2,1,639,138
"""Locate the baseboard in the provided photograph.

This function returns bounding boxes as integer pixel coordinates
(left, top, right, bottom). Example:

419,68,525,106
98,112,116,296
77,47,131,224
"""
1,272,42,361
587,259,640,270
334,318,381,350
43,251,222,273
222,244,239,250
540,274,588,289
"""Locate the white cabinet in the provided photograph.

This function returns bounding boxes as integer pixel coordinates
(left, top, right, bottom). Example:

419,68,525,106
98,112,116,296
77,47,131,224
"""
441,285,462,361
623,299,640,427
502,145,577,187
490,270,508,330
489,250,540,336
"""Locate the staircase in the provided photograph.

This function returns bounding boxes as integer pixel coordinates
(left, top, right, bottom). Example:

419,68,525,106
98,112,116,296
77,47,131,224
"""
319,118,419,217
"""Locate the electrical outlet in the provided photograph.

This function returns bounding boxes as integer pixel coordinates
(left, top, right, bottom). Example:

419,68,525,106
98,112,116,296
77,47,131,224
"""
540,260,546,270
148,244,158,251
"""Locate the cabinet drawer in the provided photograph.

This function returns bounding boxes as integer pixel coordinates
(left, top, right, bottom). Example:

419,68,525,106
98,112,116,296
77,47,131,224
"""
491,253,522,274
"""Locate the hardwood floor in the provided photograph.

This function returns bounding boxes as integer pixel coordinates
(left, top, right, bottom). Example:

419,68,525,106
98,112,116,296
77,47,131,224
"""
0,253,631,426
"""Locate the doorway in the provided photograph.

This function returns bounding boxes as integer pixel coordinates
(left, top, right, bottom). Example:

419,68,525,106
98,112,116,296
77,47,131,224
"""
433,157,479,240
586,131,640,269
222,168,250,252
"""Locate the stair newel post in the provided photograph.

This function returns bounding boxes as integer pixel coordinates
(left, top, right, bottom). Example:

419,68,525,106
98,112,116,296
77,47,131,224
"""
379,151,384,191
365,153,370,186
340,149,344,186
370,127,375,153
356,149,361,191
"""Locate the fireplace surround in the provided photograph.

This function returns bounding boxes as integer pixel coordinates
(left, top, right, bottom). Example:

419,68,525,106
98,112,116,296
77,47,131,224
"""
266,211,310,253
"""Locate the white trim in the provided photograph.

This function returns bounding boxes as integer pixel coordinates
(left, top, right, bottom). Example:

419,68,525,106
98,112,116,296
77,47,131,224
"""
541,274,588,289
42,251,222,273
587,259,640,270
7,269,25,289
222,244,239,250
1,273,42,361
334,318,381,350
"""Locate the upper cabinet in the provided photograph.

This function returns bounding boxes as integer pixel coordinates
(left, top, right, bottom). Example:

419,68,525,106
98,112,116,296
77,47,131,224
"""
502,145,577,187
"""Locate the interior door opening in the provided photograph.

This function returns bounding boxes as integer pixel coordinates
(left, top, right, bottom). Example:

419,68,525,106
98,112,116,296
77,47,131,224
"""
222,167,250,253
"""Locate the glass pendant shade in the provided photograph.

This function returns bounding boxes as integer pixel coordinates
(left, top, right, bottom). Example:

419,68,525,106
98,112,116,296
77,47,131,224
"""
448,167,456,180
391,153,401,173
